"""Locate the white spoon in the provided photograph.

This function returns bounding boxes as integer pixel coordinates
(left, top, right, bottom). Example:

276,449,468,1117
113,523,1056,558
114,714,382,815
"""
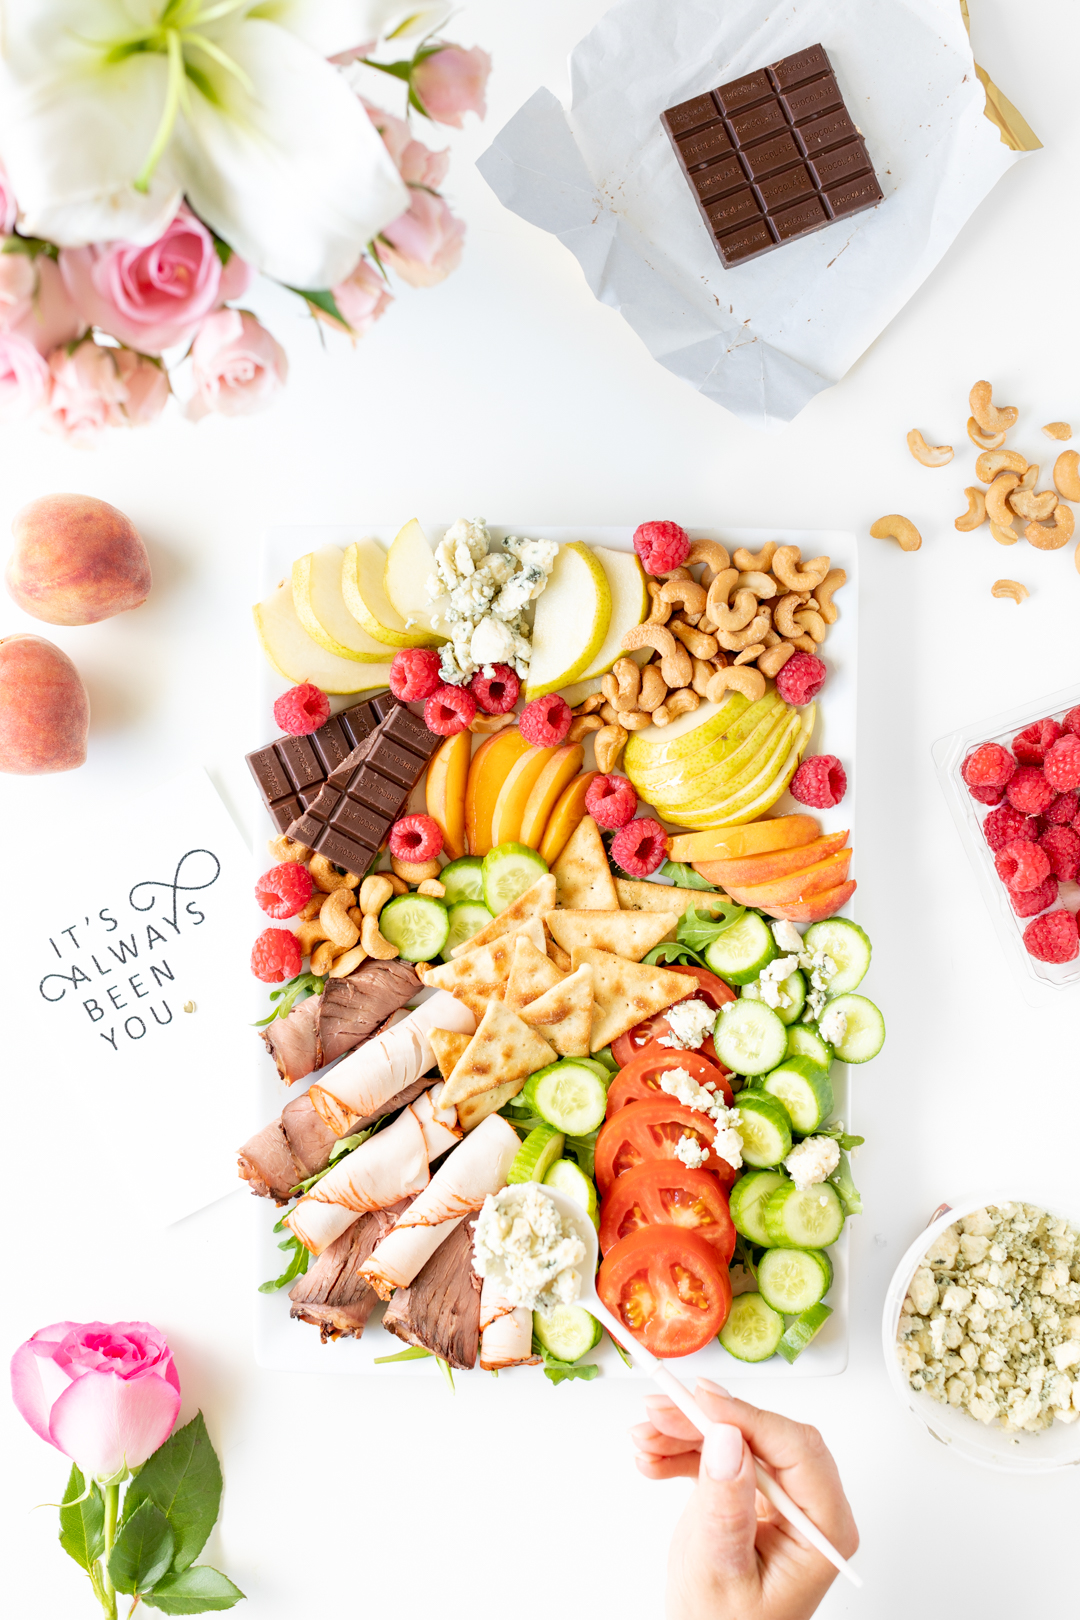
540,1187,863,1591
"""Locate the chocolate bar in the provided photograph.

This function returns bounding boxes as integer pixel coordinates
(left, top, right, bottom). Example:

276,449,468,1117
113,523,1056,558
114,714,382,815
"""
661,44,883,268
246,694,397,834
287,702,442,876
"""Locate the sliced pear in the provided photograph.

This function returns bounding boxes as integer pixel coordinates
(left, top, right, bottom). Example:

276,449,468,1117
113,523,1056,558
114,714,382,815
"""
384,518,445,637
342,537,442,648
292,544,399,662
525,542,612,700
577,547,649,680
254,581,394,694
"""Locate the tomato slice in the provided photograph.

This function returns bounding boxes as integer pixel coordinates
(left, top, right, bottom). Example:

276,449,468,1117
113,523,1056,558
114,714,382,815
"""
665,964,739,1010
599,1161,737,1263
606,1047,733,1118
594,1096,736,1197
598,1226,732,1357
609,966,736,1067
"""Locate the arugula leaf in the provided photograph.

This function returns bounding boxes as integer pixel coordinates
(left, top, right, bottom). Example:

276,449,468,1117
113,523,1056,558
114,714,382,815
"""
108,1500,174,1595
532,1339,600,1385
644,941,708,969
817,1122,866,1152
288,1123,379,1197
121,1413,221,1575
59,1465,104,1572
252,971,325,1029
659,860,719,892
374,1346,432,1364
607,1331,633,1369
828,1150,863,1215
565,1130,598,1181
677,902,746,954
142,1566,244,1613
259,1232,309,1293
733,1235,760,1283
436,1357,456,1393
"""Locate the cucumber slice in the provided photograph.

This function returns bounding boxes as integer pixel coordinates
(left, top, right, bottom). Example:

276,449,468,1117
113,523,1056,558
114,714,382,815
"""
481,842,549,915
443,898,493,957
757,1247,833,1314
703,912,777,985
715,1000,788,1076
764,1181,845,1248
801,918,871,994
777,1302,833,1364
719,1292,784,1362
522,1060,608,1135
377,893,449,961
543,1157,599,1227
784,1023,833,1068
506,1123,565,1185
761,1056,833,1134
821,993,885,1064
592,1046,618,1074
440,855,485,906
741,968,806,1026
533,1304,602,1362
734,1091,793,1168
729,1169,788,1245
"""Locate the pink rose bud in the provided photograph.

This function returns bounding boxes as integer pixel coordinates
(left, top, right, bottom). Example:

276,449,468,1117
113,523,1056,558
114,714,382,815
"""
114,349,170,427
11,1320,181,1481
381,191,466,288
15,256,86,355
412,45,492,128
45,340,130,443
331,258,393,336
0,249,36,330
188,309,288,419
0,330,49,421
363,101,450,190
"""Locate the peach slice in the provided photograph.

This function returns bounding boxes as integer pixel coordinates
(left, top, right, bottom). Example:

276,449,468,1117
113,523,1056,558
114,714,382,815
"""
694,829,849,888
489,744,561,849
757,880,857,923
538,771,600,866
722,849,852,908
465,728,532,857
519,743,585,851
668,815,820,865
425,729,471,860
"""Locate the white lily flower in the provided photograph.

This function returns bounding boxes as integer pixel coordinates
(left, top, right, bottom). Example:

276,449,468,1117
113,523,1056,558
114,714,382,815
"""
0,0,417,288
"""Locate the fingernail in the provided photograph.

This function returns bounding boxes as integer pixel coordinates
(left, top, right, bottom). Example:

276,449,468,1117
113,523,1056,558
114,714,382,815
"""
701,1423,743,1481
697,1377,731,1398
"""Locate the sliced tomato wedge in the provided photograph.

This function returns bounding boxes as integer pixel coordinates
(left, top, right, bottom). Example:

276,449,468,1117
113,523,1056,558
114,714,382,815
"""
598,1226,732,1357
606,1047,733,1118
609,965,736,1067
599,1161,737,1263
664,964,740,1009
594,1096,736,1197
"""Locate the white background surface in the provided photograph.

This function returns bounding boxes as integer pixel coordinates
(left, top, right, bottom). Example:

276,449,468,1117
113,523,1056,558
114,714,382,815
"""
2,1,1079,1615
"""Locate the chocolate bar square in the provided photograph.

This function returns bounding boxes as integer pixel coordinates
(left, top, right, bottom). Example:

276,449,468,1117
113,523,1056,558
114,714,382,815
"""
690,153,747,204
246,693,395,834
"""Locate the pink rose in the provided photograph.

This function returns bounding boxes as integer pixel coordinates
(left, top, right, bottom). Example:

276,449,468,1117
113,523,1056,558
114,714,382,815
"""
11,1320,180,1481
0,250,35,330
189,309,288,419
13,256,86,355
380,190,465,287
0,164,18,235
46,340,128,443
412,45,492,128
331,258,393,336
59,205,244,355
114,349,170,426
364,101,450,190
0,331,50,420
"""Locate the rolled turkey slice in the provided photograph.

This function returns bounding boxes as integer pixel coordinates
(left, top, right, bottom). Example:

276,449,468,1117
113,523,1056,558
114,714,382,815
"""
410,1082,462,1160
286,1104,430,1255
359,1113,521,1300
308,993,475,1134
479,1275,537,1371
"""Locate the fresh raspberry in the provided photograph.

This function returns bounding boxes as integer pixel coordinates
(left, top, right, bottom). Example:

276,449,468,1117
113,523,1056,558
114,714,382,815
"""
982,803,1030,852
1012,718,1061,765
611,817,668,876
961,743,1016,791
1009,875,1058,918
1039,825,1080,882
251,927,303,983
775,653,827,706
1045,791,1079,825
632,521,690,575
1006,766,1056,815
390,648,442,702
994,839,1050,893
469,663,520,714
968,783,1005,806
388,813,443,862
424,684,476,735
1063,707,1080,739
586,773,638,829
1023,908,1080,964
790,754,847,809
255,862,314,919
1044,734,1080,792
273,682,330,736
519,694,572,747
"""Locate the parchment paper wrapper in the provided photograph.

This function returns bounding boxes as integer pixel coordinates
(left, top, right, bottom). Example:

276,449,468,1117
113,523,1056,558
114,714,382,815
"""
478,0,1038,429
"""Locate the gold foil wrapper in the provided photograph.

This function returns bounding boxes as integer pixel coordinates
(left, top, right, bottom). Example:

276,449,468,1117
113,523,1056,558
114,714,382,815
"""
961,0,1041,151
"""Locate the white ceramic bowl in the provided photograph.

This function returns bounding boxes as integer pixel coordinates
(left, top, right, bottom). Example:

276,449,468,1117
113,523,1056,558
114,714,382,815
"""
882,1193,1080,1475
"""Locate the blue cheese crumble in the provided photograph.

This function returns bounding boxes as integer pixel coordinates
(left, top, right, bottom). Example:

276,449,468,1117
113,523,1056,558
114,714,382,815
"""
658,998,716,1049
426,519,558,684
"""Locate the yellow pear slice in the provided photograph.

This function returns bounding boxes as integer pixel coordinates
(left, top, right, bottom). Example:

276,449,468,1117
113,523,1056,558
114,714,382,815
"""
292,544,398,662
383,519,445,637
252,582,394,694
525,542,612,700
577,546,649,680
342,537,442,648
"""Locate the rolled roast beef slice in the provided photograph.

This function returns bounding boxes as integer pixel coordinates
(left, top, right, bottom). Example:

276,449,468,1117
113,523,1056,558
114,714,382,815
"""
263,992,322,1083
281,1094,340,1178
238,1120,300,1202
317,960,421,1066
381,1218,482,1370
290,1204,406,1341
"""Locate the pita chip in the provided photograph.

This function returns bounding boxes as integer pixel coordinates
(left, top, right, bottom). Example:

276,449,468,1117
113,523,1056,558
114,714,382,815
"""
429,1028,472,1081
439,999,556,1108
506,932,565,1012
419,916,547,1019
552,815,619,910
570,946,692,1052
450,873,558,956
457,1080,525,1132
545,908,679,963
546,935,572,973
518,963,594,1058
616,878,732,918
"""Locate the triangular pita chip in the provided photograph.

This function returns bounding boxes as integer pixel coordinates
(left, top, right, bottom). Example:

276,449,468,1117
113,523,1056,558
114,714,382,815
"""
419,916,546,1019
546,909,679,962
450,874,558,956
616,878,731,917
506,932,565,1012
570,947,692,1052
546,934,572,974
518,964,594,1058
439,999,556,1108
428,1028,472,1081
552,815,619,910
456,1079,524,1132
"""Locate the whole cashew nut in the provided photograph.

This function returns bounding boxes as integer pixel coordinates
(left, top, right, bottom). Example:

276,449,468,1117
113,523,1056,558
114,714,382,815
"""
685,539,731,583
709,587,760,634
737,570,778,599
361,913,399,960
907,429,954,467
706,665,767,704
704,568,740,619
328,943,368,978
417,879,446,897
991,579,1029,604
668,619,719,660
732,543,777,572
1053,450,1080,502
309,853,360,893
811,568,847,625
954,488,987,532
603,657,642,713
296,917,330,956
659,578,708,617
311,940,342,977
789,634,820,655
1017,463,1039,491
967,417,1006,451
985,473,1020,528
348,906,363,927
620,622,692,688
661,642,693,688
638,665,669,712
360,874,394,916
793,608,827,645
733,644,766,666
268,835,312,864
567,714,604,742
761,629,782,648
652,688,701,727
470,712,516,735
645,580,672,625
386,874,409,896
771,546,830,592
870,515,921,552
601,703,651,730
391,856,442,884
594,724,628,773
717,613,772,653
573,692,605,716
1009,487,1058,523
758,641,795,677
1026,504,1075,551
773,592,809,639
691,656,721,695
1043,422,1072,442
990,521,1019,546
969,380,1018,435
320,887,361,950
298,890,326,922
975,448,1027,483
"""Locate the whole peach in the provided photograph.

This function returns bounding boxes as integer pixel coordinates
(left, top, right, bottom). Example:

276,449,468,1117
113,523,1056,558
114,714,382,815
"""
6,493,152,626
0,634,90,773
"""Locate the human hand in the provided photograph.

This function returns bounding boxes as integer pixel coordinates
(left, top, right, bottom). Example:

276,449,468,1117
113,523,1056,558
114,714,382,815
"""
631,1380,858,1620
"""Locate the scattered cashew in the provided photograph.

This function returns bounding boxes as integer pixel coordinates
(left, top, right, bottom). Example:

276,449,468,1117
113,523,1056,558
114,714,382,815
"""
771,546,830,592
348,906,363,927
717,613,771,653
737,570,778,599
309,853,360,893
1043,422,1072,441
967,417,1007,451
417,879,446,897
572,692,606,716
1026,504,1074,551
360,873,394,916
652,689,700,726
789,634,820,655
386,873,409,896
656,565,692,582
793,608,827,644
567,714,603,742
1009,486,1057,523
990,520,1019,546
1053,450,1080,502
1017,462,1039,491
954,488,987,532
645,581,672,625
391,856,442,883
706,665,767,704
761,629,782,648
975,448,1027,483
907,429,953,467
638,665,669,712
870,514,921,551
668,619,718,660
773,592,809,639
704,569,740,618
758,641,795,677
985,473,1021,528
320,887,361,949
295,917,330,956
659,578,708,617
991,579,1028,604
267,835,312,864
470,712,516,735
328,944,367,978
298,890,326,921
361,913,398,960
812,568,847,624
685,539,730,581
708,586,760,634
969,379,1018,435
594,724,627,773
601,703,651,729
603,658,642,713
734,644,766,666
691,656,718,696
732,542,777,572
310,940,341,976
620,622,692,688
